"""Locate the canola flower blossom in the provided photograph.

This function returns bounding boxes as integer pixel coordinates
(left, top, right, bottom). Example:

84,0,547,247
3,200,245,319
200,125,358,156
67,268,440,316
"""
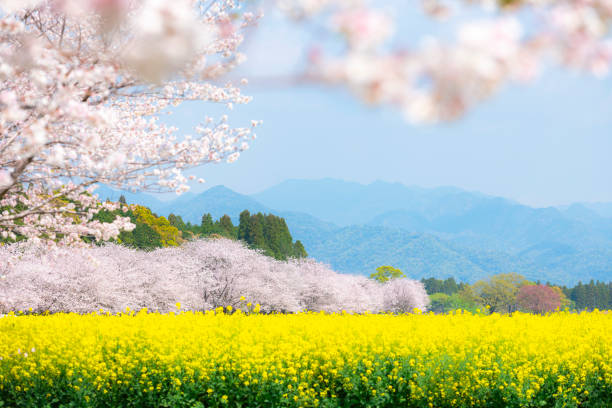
0,310,610,407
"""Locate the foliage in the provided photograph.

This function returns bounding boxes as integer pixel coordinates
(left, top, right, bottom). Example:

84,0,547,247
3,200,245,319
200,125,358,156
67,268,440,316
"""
95,205,182,250
293,240,308,259
168,214,191,239
131,207,183,247
0,239,428,314
176,210,308,260
428,292,482,314
121,222,163,250
468,273,530,314
517,284,562,314
94,197,308,259
420,275,611,314
421,277,466,295
0,311,610,407
422,276,483,314
550,285,572,310
370,265,405,283
257,180,612,286
200,213,215,235
238,210,297,260
563,280,612,311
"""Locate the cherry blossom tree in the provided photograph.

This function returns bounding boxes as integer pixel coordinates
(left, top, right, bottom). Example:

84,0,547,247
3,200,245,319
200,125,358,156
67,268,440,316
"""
2,0,612,245
0,0,260,245
0,238,430,314
382,278,430,313
517,284,562,314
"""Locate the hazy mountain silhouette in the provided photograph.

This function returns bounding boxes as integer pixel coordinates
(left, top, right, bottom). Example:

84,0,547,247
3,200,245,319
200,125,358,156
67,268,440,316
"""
96,180,612,285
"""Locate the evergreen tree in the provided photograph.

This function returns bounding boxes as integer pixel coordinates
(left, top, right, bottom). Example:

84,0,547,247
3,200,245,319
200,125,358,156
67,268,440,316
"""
200,213,214,235
595,281,608,310
421,278,443,295
118,194,127,204
238,210,251,241
585,280,596,310
233,210,307,260
262,214,277,258
217,215,236,238
442,277,460,295
293,240,307,258
570,282,588,310
561,285,571,299
168,213,188,232
168,213,196,240
261,214,294,260
250,213,267,250
421,277,464,295
278,218,295,258
130,223,163,249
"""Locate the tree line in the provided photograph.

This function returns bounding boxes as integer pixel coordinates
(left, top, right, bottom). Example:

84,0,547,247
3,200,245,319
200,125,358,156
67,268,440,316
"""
92,195,307,261
167,210,307,261
560,280,612,311
420,274,612,313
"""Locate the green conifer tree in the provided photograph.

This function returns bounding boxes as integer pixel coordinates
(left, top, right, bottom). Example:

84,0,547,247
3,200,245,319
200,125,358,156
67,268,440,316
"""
293,240,307,258
200,213,214,235
238,210,251,241
217,215,236,238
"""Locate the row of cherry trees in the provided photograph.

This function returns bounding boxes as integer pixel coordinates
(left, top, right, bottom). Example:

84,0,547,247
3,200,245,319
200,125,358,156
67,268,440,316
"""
0,238,430,314
2,0,612,246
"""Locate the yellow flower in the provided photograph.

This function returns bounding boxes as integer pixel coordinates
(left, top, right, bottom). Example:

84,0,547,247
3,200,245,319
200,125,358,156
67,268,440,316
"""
0,309,609,407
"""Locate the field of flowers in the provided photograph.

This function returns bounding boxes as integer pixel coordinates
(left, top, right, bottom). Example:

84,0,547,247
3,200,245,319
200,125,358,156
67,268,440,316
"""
0,309,610,408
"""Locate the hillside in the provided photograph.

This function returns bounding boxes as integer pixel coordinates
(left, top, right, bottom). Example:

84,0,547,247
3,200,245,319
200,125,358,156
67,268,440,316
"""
94,180,612,285
252,179,490,227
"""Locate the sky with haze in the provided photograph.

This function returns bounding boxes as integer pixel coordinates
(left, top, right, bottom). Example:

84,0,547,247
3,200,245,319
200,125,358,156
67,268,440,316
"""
165,3,612,208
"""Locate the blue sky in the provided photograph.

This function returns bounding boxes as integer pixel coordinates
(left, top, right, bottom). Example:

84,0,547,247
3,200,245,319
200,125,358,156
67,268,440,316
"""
166,4,612,208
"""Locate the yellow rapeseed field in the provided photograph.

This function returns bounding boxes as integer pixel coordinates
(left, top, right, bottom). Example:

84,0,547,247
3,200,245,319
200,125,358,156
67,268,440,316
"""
0,309,610,407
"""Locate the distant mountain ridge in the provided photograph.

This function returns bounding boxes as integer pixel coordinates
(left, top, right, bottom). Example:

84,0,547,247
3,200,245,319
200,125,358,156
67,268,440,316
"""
96,179,612,285
160,185,271,224
252,179,493,227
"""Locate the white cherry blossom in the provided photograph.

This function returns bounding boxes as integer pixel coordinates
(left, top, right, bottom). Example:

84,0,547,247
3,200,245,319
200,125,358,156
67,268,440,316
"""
0,238,430,314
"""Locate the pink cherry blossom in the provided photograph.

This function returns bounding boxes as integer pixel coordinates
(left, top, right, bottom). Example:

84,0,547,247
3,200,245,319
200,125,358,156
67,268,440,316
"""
0,1,259,245
332,8,393,51
0,238,430,314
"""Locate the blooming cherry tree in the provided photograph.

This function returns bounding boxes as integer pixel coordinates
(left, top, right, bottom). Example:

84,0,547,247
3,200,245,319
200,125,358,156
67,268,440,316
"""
517,284,562,314
0,238,430,314
0,0,259,245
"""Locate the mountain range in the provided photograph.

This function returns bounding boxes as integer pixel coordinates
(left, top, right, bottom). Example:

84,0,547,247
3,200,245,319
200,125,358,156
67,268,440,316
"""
95,179,612,285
